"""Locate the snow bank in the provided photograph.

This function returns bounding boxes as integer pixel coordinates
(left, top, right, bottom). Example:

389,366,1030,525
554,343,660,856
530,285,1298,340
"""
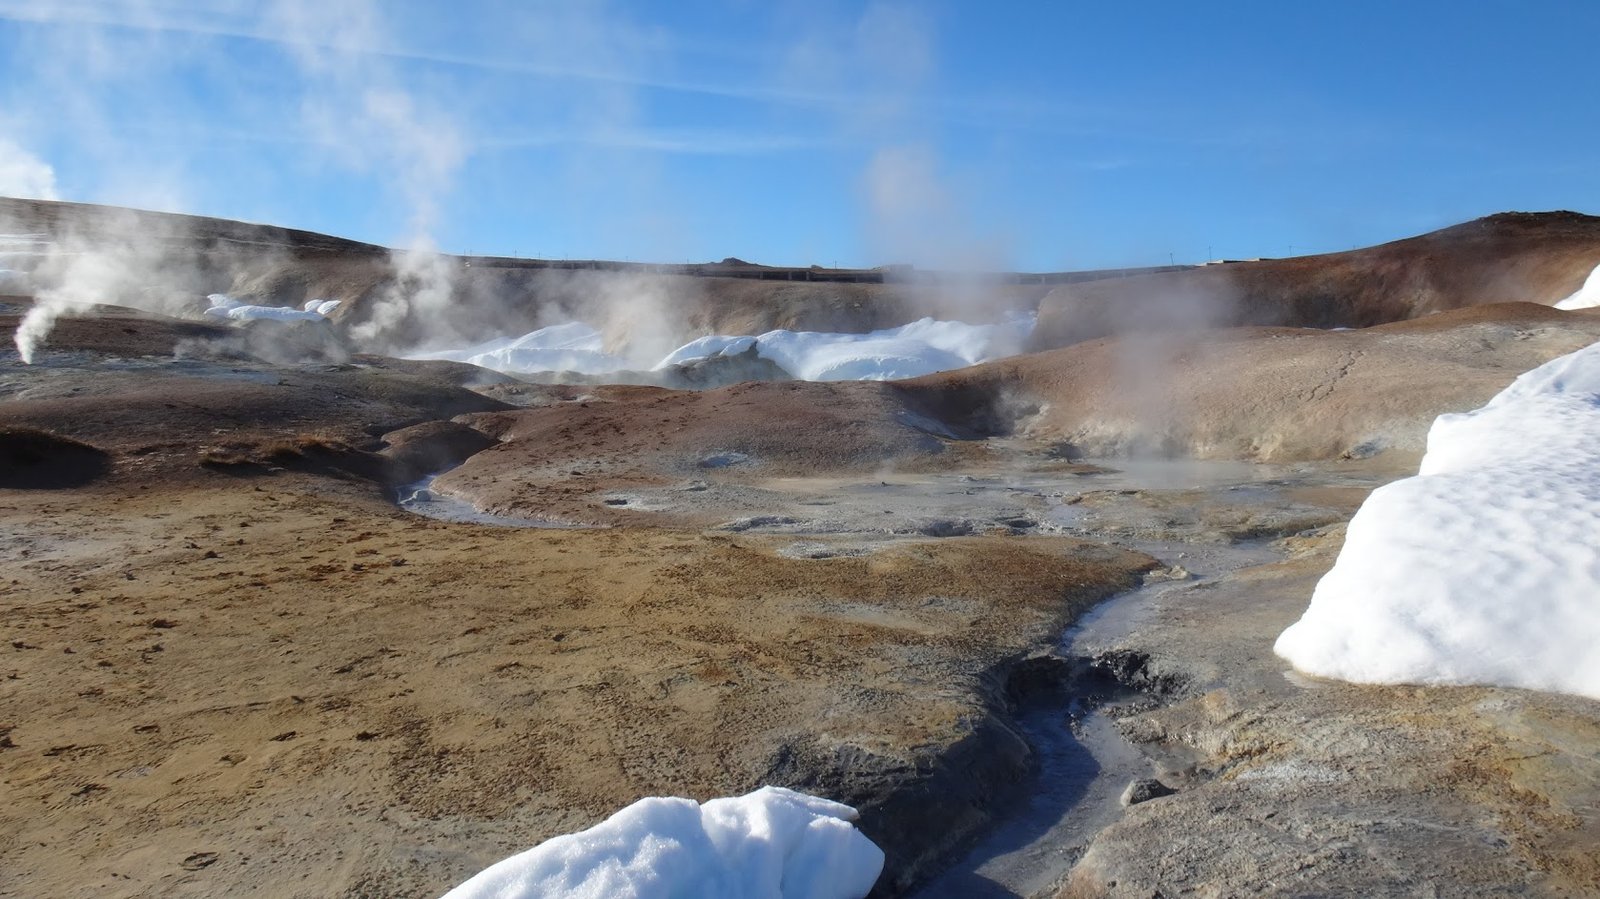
302,298,342,316
408,321,627,375
410,314,1032,381
1274,339,1600,699
656,335,760,368
658,314,1034,381
1554,261,1600,310
440,786,884,899
203,293,328,322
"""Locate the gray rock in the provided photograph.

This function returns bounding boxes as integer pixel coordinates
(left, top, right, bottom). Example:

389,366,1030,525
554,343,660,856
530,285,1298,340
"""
1120,778,1177,807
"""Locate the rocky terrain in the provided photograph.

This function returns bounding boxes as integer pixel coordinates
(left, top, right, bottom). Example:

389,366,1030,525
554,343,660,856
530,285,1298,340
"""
2,205,1599,898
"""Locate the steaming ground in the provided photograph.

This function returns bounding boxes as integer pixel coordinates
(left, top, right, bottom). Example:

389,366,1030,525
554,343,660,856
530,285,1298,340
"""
4,203,1600,897
5,298,1600,898
403,312,1036,383
5,199,1600,377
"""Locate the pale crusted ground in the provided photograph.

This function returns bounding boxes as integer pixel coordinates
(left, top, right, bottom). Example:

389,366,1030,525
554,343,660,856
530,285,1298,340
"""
1057,529,1600,898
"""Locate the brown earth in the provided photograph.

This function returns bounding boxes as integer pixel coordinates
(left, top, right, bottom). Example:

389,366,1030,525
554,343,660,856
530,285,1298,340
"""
1030,211,1600,349
0,309,1155,897
5,207,1600,898
429,380,970,526
420,303,1600,532
0,479,1149,898
902,302,1600,465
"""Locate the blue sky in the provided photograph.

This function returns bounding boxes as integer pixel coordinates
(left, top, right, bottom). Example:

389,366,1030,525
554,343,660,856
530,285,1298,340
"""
1,0,1596,270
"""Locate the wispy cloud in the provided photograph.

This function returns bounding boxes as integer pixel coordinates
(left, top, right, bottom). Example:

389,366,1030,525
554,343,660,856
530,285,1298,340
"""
0,0,1114,136
476,127,833,157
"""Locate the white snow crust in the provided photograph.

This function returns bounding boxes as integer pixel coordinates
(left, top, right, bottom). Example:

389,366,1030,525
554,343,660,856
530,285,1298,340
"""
302,298,342,315
656,314,1033,381
1274,339,1600,699
203,293,328,322
407,321,627,375
1554,261,1600,310
439,786,884,899
415,313,1034,381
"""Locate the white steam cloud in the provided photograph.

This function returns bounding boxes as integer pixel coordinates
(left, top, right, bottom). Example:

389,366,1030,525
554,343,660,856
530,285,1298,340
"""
0,137,58,200
266,0,468,349
4,0,471,361
3,1,1045,367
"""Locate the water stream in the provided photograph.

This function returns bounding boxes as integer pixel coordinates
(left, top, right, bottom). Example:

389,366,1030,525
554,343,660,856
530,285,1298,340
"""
396,473,586,528
909,535,1279,899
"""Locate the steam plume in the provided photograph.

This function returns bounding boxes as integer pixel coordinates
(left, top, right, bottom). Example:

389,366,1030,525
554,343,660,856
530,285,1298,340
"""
0,137,58,200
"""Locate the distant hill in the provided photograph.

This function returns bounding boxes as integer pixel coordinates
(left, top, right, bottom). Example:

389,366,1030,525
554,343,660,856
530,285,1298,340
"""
1028,211,1600,349
5,197,1598,356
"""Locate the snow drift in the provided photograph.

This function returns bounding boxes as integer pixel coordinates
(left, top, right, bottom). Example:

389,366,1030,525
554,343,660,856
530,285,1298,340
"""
439,786,884,899
1275,339,1600,699
412,313,1034,382
657,314,1032,381
406,321,626,375
1554,261,1600,310
204,293,333,322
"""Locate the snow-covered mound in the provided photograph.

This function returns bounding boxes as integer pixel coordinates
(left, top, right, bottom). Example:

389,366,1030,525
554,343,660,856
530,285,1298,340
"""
657,334,761,368
1275,339,1600,699
1554,261,1600,310
661,315,1032,381
302,298,342,316
408,321,627,375
420,313,1034,381
440,786,884,899
203,293,329,322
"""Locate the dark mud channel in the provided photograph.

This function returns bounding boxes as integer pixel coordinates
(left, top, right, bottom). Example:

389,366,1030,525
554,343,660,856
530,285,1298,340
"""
908,539,1282,898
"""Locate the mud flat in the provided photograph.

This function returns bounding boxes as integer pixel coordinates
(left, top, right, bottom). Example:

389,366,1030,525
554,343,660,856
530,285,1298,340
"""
901,462,1374,897
5,292,1600,897
902,457,1600,898
394,446,1417,897
1049,535,1600,897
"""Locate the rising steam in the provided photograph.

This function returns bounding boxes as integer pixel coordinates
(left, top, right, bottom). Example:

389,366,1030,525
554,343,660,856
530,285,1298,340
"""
5,0,469,362
0,137,58,201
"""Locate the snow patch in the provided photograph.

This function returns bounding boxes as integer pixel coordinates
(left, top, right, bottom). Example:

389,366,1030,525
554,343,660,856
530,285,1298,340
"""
657,335,759,368
439,786,883,899
407,321,626,375
204,293,329,322
661,314,1035,381
1554,261,1600,310
418,313,1034,381
302,298,342,316
1274,339,1600,699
